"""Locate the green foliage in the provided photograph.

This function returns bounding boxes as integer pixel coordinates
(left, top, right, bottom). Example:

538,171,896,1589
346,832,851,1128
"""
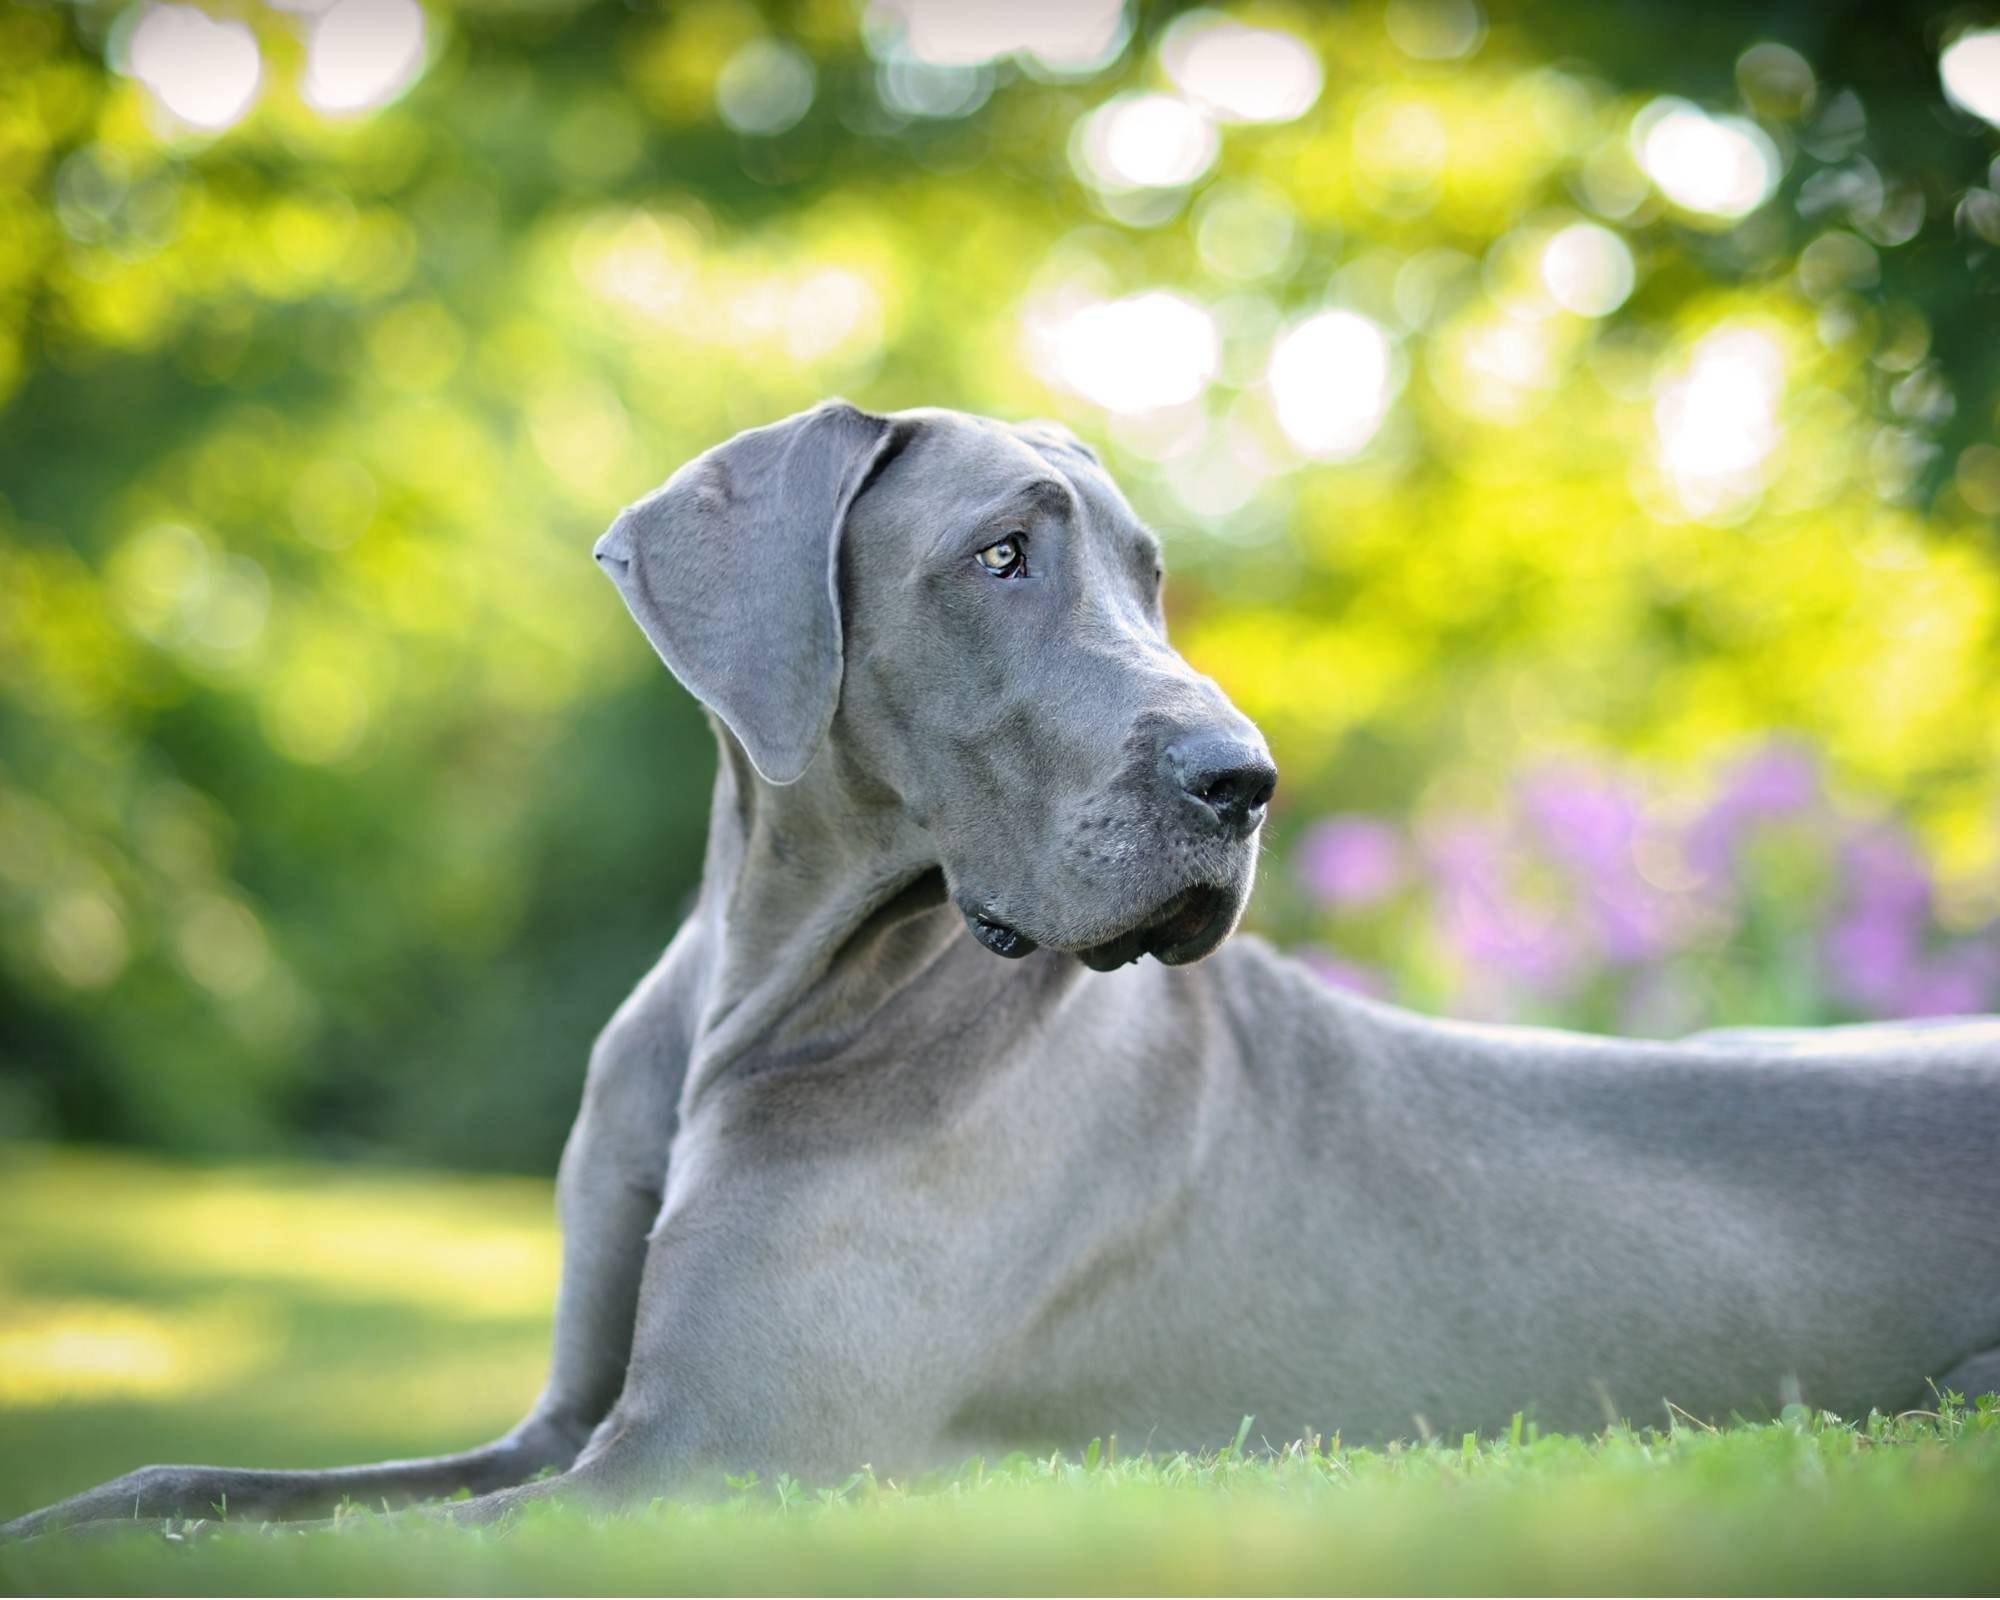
0,1,1995,1165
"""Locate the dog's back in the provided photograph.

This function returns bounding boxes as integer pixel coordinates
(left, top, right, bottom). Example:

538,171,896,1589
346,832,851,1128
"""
1170,942,2000,1436
948,938,2000,1448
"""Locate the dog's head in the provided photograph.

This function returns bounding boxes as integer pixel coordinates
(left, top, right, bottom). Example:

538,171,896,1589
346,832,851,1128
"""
594,401,1275,970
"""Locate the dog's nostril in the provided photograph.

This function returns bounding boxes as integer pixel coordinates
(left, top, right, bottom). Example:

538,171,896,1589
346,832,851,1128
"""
1167,732,1278,836
1201,767,1277,817
1195,764,1277,827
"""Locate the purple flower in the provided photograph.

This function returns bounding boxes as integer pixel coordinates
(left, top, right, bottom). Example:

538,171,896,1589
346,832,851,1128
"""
1721,739,1822,816
1442,893,1588,997
1450,890,1587,991
1516,763,1695,967
1295,815,1406,909
1841,826,1933,919
1687,738,1824,880
1823,908,1920,1013
1415,812,1590,995
1517,764,1641,876
1419,814,1508,890
1591,887,1671,965
1819,825,1977,1017
1889,943,2000,1019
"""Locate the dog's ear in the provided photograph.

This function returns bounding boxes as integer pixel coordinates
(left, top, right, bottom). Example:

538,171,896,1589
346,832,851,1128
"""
595,401,899,785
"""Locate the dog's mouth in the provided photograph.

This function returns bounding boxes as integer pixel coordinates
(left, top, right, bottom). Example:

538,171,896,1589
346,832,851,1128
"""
965,910,1039,960
961,883,1237,972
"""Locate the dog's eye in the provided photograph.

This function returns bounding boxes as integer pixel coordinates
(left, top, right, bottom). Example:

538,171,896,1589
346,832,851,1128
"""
974,538,1026,578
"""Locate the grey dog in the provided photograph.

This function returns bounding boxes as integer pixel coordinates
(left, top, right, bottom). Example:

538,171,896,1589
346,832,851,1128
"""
8,401,1999,1538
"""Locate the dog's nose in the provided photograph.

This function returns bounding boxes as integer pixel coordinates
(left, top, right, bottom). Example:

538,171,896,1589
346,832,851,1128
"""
1167,731,1278,837
593,520,633,580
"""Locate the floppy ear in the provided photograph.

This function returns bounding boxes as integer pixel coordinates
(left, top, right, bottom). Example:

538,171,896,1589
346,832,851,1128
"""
594,401,898,785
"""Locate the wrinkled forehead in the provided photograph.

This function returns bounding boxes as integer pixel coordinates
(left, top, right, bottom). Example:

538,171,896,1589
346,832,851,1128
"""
868,408,1150,551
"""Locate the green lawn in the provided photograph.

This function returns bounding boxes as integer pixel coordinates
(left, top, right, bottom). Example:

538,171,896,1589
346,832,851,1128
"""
3,1146,1998,1596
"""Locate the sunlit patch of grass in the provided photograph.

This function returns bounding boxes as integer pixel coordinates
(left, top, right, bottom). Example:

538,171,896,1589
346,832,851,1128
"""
0,1147,557,1319
0,1294,277,1407
0,1147,555,1519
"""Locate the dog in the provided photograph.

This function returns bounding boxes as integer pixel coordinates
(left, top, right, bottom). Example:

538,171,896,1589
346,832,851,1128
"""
7,400,1997,1537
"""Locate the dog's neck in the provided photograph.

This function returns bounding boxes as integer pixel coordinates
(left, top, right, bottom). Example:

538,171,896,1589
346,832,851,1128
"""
679,726,964,1100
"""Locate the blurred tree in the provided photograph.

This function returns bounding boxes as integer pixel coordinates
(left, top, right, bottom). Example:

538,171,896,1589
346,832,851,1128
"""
0,0,1994,1168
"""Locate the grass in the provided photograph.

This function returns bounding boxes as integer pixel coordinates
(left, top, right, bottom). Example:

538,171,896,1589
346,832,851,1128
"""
2,1147,1998,1596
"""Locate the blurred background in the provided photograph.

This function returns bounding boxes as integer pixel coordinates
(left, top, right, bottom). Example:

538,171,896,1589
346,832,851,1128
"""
2,0,1998,1183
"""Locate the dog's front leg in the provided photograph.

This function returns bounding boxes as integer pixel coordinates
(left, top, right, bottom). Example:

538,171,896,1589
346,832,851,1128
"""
460,1093,1046,1510
512,955,698,1460
251,1176,899,1530
0,1434,576,1543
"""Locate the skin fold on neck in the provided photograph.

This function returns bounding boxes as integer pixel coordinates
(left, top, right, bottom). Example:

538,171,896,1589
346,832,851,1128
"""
681,725,991,1104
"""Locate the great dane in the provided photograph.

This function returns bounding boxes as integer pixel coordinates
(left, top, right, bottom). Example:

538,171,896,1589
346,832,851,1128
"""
7,401,1998,1537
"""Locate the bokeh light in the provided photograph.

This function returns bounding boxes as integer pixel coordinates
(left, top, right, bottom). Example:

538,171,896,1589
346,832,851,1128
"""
1654,325,1787,515
1074,93,1219,192
1159,12,1323,125
301,0,427,116
125,4,262,132
1384,0,1487,62
1196,183,1300,281
1632,97,1782,219
715,39,816,135
1267,311,1394,459
867,0,1127,75
1539,223,1636,317
1047,291,1218,414
876,55,992,120
1940,30,2000,128
1736,41,1817,121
